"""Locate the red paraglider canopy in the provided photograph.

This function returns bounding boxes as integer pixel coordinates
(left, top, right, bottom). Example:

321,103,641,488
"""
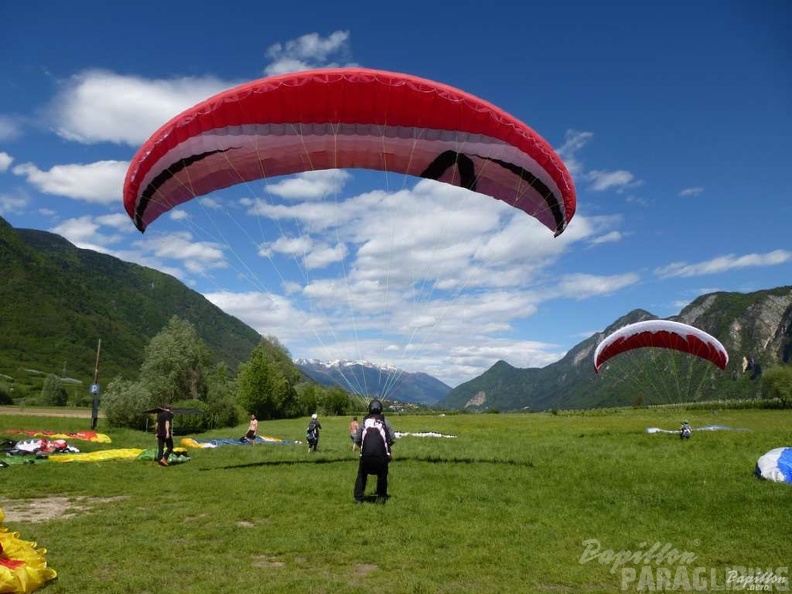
593,320,729,373
124,68,576,236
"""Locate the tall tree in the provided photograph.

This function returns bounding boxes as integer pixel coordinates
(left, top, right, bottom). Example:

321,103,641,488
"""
139,316,212,405
237,339,299,419
205,361,241,427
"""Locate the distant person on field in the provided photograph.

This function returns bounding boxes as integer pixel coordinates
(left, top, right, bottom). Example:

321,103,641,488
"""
241,414,258,443
156,404,174,466
354,399,396,504
349,416,359,451
306,413,322,452
680,420,691,440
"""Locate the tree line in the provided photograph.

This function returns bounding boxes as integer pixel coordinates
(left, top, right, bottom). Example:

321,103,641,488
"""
98,316,360,431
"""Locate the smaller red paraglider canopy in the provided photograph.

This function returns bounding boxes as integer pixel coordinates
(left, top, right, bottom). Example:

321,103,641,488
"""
593,319,729,373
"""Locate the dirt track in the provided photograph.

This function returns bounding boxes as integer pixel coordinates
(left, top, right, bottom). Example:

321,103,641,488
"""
0,406,104,419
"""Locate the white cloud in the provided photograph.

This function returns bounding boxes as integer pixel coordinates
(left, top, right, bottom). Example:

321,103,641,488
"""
40,32,351,148
262,235,314,259
224,178,625,320
0,193,28,215
442,338,565,371
261,235,348,271
556,131,640,197
679,187,704,197
198,197,223,209
0,117,21,142
266,170,352,200
193,278,569,386
204,290,312,341
0,152,13,172
12,160,128,203
141,232,228,273
272,236,314,255
96,212,136,231
264,31,354,75
303,243,348,269
587,169,638,192
556,129,593,178
656,250,792,278
50,216,123,248
557,213,622,247
50,70,233,146
624,194,652,207
169,210,190,222
551,273,640,300
50,216,99,243
589,231,623,245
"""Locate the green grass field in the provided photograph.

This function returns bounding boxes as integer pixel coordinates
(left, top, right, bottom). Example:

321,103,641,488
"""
1,407,790,593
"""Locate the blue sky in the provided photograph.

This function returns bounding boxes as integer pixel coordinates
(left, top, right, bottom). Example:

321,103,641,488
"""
1,0,790,388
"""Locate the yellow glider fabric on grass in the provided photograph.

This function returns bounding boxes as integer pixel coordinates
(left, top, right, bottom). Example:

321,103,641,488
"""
0,508,57,594
47,449,144,463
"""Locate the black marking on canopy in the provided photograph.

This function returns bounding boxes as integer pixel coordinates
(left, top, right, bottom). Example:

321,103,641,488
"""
134,148,232,232
420,150,478,192
420,151,566,235
480,156,566,236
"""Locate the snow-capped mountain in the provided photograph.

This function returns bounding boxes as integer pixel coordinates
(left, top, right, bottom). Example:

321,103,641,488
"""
294,358,451,405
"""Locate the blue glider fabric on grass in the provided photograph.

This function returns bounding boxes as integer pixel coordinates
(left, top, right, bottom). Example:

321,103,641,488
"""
180,436,299,449
756,448,792,484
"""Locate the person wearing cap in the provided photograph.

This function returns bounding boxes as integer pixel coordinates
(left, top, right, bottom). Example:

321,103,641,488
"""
306,413,322,452
155,404,174,466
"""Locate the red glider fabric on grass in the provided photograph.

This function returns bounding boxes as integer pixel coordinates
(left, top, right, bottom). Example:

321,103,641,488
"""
593,320,729,373
2,430,111,444
124,68,576,236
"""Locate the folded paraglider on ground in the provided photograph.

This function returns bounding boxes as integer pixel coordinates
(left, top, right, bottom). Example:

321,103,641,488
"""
756,447,792,484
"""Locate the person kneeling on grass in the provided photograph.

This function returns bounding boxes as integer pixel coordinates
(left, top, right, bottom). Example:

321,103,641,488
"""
680,420,692,440
156,404,174,466
241,414,258,443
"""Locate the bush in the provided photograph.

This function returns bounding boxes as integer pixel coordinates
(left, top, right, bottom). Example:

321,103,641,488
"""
170,399,211,434
41,374,68,406
68,386,94,408
761,365,792,408
103,377,153,430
